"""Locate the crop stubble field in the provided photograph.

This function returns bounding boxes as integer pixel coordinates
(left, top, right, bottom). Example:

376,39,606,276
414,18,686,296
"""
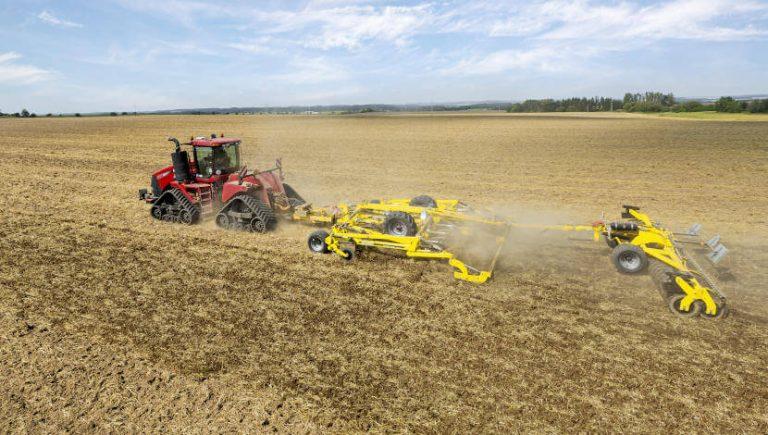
1,113,767,432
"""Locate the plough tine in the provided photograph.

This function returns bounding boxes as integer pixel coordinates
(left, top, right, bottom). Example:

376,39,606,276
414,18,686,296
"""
705,235,721,250
686,223,702,236
707,244,728,264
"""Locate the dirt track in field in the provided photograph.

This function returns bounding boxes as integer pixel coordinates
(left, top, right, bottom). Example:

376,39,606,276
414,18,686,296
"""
1,113,767,432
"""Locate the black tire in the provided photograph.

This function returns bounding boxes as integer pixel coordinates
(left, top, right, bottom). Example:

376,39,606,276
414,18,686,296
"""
667,294,702,318
340,247,355,261
604,235,618,249
282,183,305,205
611,244,648,274
698,302,729,320
308,230,330,254
409,195,437,208
384,211,418,236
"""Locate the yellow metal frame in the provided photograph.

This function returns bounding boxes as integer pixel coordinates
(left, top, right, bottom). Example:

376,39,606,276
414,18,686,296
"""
603,209,720,315
301,198,724,317
320,199,509,283
505,208,724,316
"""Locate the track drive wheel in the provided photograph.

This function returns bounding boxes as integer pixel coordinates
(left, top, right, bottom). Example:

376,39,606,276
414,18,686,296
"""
150,205,163,220
384,211,418,236
249,216,267,233
308,230,331,254
611,244,648,274
215,212,231,229
178,209,194,225
667,294,702,318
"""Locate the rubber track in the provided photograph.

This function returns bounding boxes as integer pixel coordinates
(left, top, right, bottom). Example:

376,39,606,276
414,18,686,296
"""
169,188,201,224
240,195,277,231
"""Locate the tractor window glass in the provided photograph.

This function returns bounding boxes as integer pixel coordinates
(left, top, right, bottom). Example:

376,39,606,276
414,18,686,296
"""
196,147,215,176
218,142,240,172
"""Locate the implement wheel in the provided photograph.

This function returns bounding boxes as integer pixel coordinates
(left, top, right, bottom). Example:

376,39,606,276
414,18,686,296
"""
308,230,331,254
409,195,437,208
667,294,702,318
340,247,356,261
611,244,648,274
699,302,729,320
384,211,417,236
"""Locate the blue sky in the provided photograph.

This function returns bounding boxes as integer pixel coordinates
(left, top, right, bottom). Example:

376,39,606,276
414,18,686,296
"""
1,0,767,113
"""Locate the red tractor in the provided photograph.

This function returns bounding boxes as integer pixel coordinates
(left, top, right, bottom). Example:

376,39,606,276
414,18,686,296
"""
138,135,305,232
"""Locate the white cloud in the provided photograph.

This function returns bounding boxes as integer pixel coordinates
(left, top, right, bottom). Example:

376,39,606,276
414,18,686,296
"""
114,0,227,27
227,37,275,54
38,10,83,28
271,56,350,84
0,52,52,84
536,0,768,41
442,46,577,76
443,0,768,76
251,4,434,50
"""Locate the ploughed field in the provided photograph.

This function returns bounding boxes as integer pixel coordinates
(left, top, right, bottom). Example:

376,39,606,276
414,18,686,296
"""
1,113,767,432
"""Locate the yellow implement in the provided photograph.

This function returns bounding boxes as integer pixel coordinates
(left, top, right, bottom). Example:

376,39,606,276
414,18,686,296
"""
596,205,728,319
305,197,509,283
302,197,729,319
528,205,729,319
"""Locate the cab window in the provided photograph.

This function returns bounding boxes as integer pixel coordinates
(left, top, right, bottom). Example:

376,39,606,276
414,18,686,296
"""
195,142,240,176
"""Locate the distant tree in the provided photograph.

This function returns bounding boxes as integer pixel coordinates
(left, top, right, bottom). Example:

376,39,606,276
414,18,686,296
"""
46,113,52,117
30,113,36,118
507,96,621,113
621,91,675,112
121,111,128,116
109,112,118,116
21,108,30,117
714,97,743,113
12,112,20,117
74,113,81,117
679,101,704,112
747,99,768,113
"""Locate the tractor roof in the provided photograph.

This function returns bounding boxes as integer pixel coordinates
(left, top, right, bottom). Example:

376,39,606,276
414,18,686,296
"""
186,137,241,147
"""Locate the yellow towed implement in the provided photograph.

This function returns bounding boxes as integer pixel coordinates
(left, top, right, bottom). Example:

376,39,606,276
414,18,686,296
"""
302,197,729,319
595,205,729,319
305,196,510,283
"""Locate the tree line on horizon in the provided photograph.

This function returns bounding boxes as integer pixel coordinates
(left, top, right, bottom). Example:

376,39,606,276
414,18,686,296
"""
3,93,768,118
506,92,768,114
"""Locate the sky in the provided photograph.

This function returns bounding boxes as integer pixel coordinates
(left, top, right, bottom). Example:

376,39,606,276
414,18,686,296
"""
1,0,767,113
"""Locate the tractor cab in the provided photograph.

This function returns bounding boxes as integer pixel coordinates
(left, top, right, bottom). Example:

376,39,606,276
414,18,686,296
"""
188,135,242,178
